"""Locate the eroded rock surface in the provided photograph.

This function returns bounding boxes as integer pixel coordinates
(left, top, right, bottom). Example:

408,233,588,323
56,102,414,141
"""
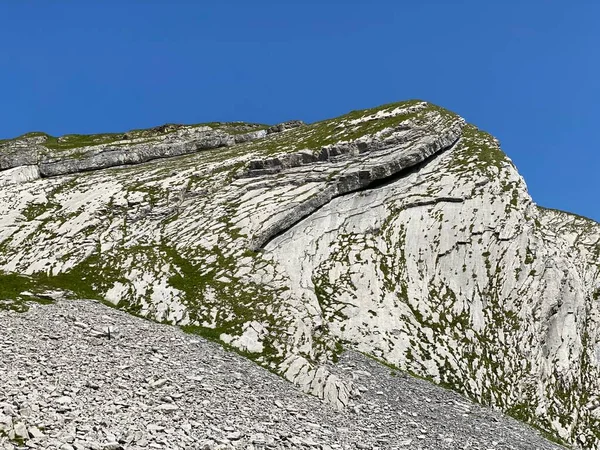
0,100,598,448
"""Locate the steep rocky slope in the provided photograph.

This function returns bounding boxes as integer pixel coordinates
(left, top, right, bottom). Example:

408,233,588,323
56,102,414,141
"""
0,299,563,450
0,100,598,448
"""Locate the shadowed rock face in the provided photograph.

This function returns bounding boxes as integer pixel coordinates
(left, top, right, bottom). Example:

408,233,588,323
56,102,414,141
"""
0,100,598,448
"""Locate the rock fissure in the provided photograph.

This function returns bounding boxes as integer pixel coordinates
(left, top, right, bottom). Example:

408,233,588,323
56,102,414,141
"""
250,134,463,251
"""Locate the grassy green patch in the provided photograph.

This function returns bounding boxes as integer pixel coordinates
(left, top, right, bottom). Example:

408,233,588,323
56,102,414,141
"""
0,271,56,312
538,205,599,226
43,133,124,151
239,99,449,156
2,121,271,154
448,124,510,177
203,122,270,135
21,200,61,221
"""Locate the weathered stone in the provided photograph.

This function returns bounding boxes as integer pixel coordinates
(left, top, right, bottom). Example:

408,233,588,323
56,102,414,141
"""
28,426,44,439
267,120,305,134
12,421,28,441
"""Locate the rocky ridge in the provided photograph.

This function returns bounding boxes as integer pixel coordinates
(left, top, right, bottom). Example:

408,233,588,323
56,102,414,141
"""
0,121,304,179
0,100,599,448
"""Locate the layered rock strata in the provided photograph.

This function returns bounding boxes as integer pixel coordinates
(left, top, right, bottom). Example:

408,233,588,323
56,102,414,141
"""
0,100,598,448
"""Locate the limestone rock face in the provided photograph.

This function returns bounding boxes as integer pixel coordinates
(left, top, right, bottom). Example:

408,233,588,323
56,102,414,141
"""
0,100,598,448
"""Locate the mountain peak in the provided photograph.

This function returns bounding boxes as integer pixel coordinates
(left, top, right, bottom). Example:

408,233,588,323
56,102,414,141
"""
0,101,598,448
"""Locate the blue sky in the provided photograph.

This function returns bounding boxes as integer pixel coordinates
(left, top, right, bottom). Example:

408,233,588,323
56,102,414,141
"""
1,1,598,221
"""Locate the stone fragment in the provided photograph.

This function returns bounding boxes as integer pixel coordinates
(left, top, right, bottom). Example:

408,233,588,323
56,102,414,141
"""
12,421,28,440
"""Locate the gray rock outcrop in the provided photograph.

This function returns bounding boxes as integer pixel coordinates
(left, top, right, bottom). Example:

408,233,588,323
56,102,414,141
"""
0,121,296,178
0,99,598,448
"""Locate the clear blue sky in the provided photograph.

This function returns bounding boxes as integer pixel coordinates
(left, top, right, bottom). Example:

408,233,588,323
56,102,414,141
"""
1,1,598,221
